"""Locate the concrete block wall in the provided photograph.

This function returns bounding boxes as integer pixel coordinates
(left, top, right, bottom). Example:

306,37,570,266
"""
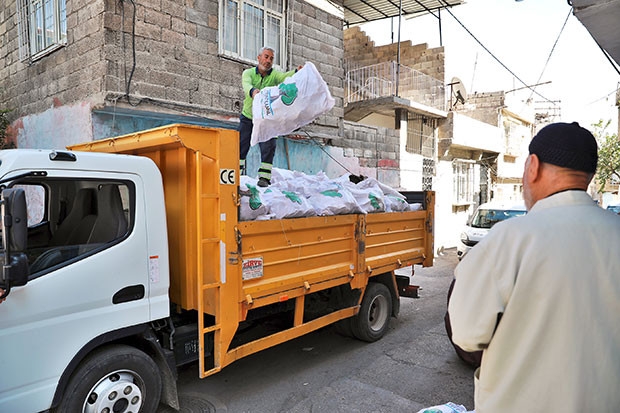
455,91,504,126
344,26,444,81
338,120,401,187
1,0,344,145
1,0,107,118
290,1,344,138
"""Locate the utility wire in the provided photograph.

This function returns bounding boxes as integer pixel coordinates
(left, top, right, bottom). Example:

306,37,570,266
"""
586,86,620,105
525,8,571,105
302,130,355,175
440,4,555,105
121,0,140,107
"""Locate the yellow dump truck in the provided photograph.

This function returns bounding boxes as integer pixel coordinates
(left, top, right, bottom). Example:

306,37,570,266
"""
0,124,433,412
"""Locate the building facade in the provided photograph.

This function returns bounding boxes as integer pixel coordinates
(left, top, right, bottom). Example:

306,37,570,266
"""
2,0,410,186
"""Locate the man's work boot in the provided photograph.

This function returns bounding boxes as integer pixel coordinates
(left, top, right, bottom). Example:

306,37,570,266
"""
257,177,270,187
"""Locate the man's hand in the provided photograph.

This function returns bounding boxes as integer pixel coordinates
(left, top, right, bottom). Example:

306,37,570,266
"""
251,89,260,98
0,288,6,304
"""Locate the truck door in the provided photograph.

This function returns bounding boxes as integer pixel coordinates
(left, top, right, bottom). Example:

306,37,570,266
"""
0,172,151,412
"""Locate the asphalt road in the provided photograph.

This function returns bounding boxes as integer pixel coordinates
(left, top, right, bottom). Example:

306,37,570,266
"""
158,249,475,413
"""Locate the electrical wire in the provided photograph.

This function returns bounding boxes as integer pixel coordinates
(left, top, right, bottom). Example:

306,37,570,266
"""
301,130,355,175
439,2,555,105
586,86,620,105
524,8,571,105
121,0,140,106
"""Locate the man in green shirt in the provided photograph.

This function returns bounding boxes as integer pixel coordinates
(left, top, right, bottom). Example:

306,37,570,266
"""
240,47,298,187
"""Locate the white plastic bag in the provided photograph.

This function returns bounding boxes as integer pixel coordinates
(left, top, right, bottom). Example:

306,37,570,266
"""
262,187,316,219
415,402,472,413
239,177,270,221
337,177,385,213
306,182,364,216
251,62,335,145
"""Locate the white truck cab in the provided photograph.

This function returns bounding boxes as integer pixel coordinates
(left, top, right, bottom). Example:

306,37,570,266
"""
0,149,170,412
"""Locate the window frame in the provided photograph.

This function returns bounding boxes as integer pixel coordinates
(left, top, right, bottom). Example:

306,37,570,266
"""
16,0,67,63
452,159,475,205
219,0,287,67
8,177,136,279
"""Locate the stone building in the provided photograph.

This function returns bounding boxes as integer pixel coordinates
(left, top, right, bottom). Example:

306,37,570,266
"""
3,0,536,251
2,0,404,184
343,26,535,250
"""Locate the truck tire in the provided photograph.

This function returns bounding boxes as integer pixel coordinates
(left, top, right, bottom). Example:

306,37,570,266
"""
54,344,162,413
351,282,392,342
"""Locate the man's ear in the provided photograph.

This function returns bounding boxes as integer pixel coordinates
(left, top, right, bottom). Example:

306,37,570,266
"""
527,154,542,182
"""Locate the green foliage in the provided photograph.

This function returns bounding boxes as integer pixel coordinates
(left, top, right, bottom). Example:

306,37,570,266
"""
0,108,15,149
593,119,620,193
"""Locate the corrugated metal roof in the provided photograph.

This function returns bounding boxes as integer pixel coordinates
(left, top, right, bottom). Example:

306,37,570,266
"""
342,0,464,26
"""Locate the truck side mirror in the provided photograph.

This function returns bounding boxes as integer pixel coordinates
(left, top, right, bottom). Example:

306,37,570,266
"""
1,188,30,294
3,188,28,251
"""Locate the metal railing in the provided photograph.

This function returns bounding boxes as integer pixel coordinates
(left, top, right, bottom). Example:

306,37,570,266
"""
345,61,447,112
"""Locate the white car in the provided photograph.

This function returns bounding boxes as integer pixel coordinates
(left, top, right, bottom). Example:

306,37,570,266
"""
457,201,527,260
606,204,620,214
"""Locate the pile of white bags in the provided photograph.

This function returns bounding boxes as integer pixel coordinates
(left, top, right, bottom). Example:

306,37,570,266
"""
239,168,422,221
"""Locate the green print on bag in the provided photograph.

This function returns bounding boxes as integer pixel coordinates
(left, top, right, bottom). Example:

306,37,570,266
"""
369,193,381,210
278,83,299,106
246,184,264,210
282,190,303,205
320,189,343,198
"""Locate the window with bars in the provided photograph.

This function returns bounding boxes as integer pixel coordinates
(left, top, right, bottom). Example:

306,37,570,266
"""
453,160,475,205
16,0,67,62
406,116,436,158
220,0,286,66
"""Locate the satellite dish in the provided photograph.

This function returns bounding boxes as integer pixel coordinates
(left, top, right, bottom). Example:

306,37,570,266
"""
448,77,468,109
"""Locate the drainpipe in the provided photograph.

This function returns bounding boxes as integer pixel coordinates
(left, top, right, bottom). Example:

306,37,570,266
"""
396,0,402,97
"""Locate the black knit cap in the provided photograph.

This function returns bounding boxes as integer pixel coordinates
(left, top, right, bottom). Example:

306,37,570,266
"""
528,122,598,173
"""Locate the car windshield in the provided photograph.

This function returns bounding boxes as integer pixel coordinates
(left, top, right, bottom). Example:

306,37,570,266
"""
607,205,620,214
471,209,526,229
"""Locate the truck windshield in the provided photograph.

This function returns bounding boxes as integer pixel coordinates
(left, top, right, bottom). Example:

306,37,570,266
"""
471,209,526,229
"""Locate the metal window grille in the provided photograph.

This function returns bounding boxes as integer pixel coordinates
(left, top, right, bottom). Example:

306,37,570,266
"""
406,116,436,158
453,160,475,204
422,158,435,191
16,0,66,62
220,0,286,66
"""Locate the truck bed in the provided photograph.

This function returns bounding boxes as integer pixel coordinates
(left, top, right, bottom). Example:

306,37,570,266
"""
70,123,434,378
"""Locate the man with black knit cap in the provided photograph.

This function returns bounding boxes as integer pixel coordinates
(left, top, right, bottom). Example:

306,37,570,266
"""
449,122,620,412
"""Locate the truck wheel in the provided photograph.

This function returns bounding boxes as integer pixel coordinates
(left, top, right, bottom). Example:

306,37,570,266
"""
351,282,392,342
54,344,162,413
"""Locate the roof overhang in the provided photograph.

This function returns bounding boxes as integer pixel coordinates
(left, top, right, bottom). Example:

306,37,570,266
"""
572,0,620,68
342,0,465,26
345,96,448,122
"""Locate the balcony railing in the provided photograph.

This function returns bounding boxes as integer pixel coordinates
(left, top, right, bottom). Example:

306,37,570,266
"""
345,61,447,112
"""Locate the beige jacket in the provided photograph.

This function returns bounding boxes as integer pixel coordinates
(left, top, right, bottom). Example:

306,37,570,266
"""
449,190,620,412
